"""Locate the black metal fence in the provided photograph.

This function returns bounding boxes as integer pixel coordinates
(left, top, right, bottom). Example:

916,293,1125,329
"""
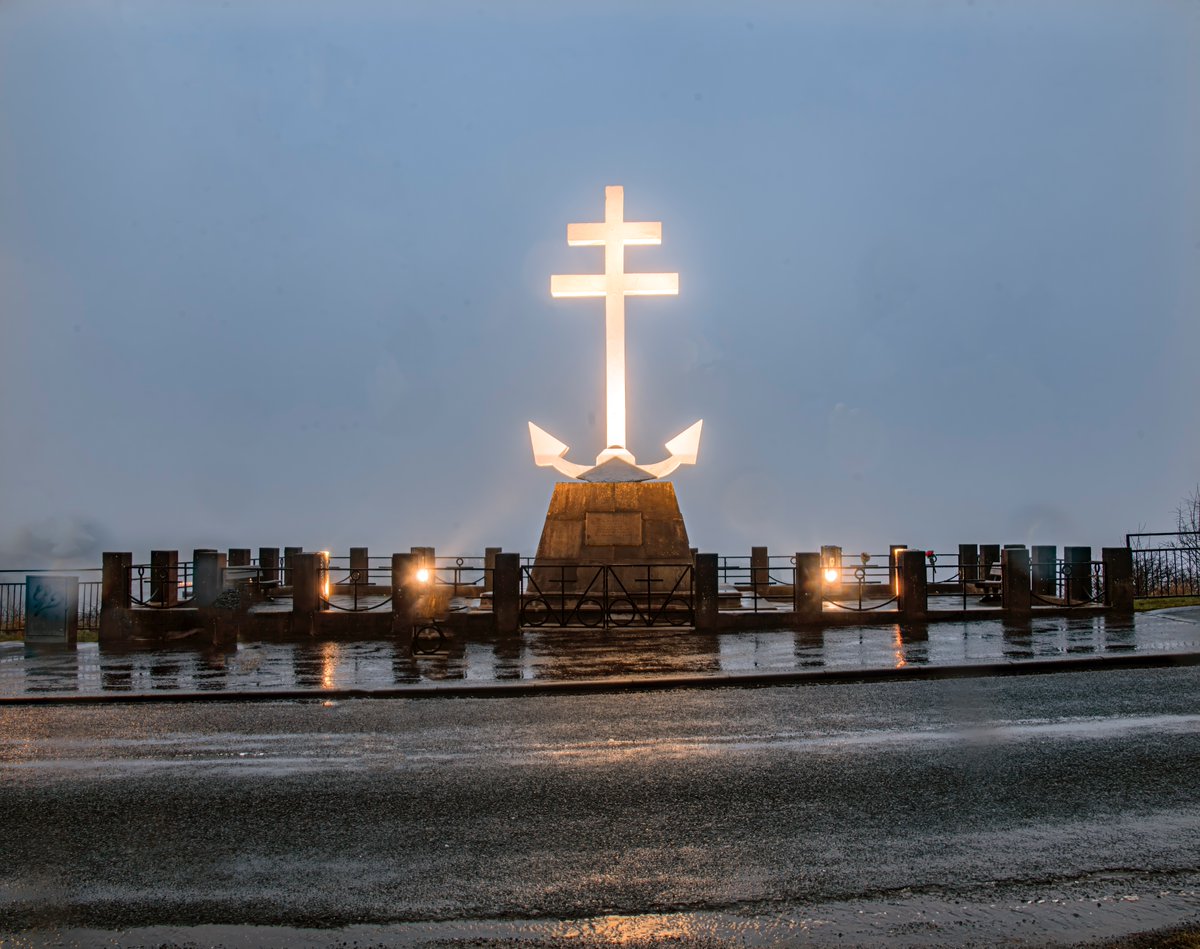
1126,532,1200,598
520,563,694,628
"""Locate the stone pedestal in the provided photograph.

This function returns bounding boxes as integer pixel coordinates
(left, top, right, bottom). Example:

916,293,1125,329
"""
531,482,691,595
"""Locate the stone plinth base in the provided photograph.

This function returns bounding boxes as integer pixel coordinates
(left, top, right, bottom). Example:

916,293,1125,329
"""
531,481,692,595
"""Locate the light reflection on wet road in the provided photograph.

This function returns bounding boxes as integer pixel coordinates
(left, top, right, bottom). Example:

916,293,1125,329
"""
1,667,1199,945
3,608,1200,697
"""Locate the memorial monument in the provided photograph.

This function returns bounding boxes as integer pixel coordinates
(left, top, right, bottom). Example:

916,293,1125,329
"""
528,186,700,594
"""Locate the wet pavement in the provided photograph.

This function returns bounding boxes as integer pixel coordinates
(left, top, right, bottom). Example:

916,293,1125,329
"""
4,608,1200,697
1,666,1199,946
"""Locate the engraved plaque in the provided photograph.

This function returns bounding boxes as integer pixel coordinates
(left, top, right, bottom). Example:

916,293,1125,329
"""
585,512,643,547
25,575,79,645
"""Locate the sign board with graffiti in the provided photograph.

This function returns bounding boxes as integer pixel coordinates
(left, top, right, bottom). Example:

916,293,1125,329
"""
25,575,79,645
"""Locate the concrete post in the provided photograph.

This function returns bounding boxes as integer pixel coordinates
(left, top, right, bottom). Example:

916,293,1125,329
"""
258,547,280,585
228,548,251,567
150,550,179,607
695,553,719,632
293,552,322,614
898,549,927,620
751,546,769,596
980,544,1001,582
958,544,979,583
493,552,520,635
193,549,226,608
283,547,302,586
99,551,133,643
1102,547,1135,612
391,553,416,637
350,547,369,585
1001,546,1031,614
483,547,501,593
792,552,822,621
1031,545,1056,597
889,545,908,595
1064,546,1093,604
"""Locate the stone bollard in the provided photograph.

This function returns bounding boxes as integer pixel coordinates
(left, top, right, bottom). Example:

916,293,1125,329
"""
958,544,979,583
694,553,719,631
1064,546,1093,604
193,549,226,608
99,551,133,643
1031,545,1056,597
292,552,322,634
1102,547,1135,612
980,544,1001,582
258,547,280,585
228,548,251,567
792,552,822,621
750,546,769,597
150,550,179,607
493,553,520,635
283,547,302,586
391,553,416,639
483,547,501,593
350,547,369,586
898,549,927,620
1001,546,1031,614
889,545,908,594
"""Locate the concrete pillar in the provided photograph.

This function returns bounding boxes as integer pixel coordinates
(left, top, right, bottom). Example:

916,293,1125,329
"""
958,544,979,583
1102,547,1135,612
1064,546,1093,604
150,550,179,607
227,548,251,567
350,547,369,585
483,547,501,592
493,552,520,635
391,553,416,636
751,546,769,596
258,547,280,585
293,552,322,615
898,549,927,620
792,552,822,620
980,544,1001,581
889,545,908,594
193,549,226,608
99,551,133,643
695,553,719,632
1001,546,1031,614
1031,545,1056,597
283,547,302,586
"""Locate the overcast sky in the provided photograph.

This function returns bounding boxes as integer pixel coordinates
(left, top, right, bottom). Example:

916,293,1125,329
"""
1,0,1198,566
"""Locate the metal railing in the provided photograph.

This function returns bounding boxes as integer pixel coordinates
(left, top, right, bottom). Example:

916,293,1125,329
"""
1126,532,1200,598
127,562,194,607
520,563,694,628
822,554,898,612
320,562,393,612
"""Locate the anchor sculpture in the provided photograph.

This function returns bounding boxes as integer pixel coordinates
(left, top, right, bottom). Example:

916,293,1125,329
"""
529,185,703,482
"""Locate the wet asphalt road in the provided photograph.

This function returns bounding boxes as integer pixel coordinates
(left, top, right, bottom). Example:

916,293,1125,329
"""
2,667,1199,944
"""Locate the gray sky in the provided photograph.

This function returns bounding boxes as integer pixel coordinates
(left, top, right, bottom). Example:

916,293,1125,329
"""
1,0,1198,566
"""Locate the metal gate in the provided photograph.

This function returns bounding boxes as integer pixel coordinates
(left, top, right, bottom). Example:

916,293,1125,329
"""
519,563,695,628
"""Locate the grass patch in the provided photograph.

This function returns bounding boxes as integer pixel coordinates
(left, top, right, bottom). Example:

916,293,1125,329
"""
0,630,98,644
1135,596,1200,612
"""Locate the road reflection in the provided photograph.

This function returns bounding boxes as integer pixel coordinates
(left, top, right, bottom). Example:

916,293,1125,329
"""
1,610,1197,697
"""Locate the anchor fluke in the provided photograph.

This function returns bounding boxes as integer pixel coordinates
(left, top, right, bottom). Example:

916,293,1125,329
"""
639,419,704,480
528,422,591,479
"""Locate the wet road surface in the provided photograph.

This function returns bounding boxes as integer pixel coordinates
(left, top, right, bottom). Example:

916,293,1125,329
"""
2,666,1199,945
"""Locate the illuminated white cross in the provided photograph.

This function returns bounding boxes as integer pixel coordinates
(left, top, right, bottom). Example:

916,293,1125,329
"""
551,185,678,465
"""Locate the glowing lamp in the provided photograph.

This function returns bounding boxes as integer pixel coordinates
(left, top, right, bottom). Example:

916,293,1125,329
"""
416,567,430,584
823,568,839,584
